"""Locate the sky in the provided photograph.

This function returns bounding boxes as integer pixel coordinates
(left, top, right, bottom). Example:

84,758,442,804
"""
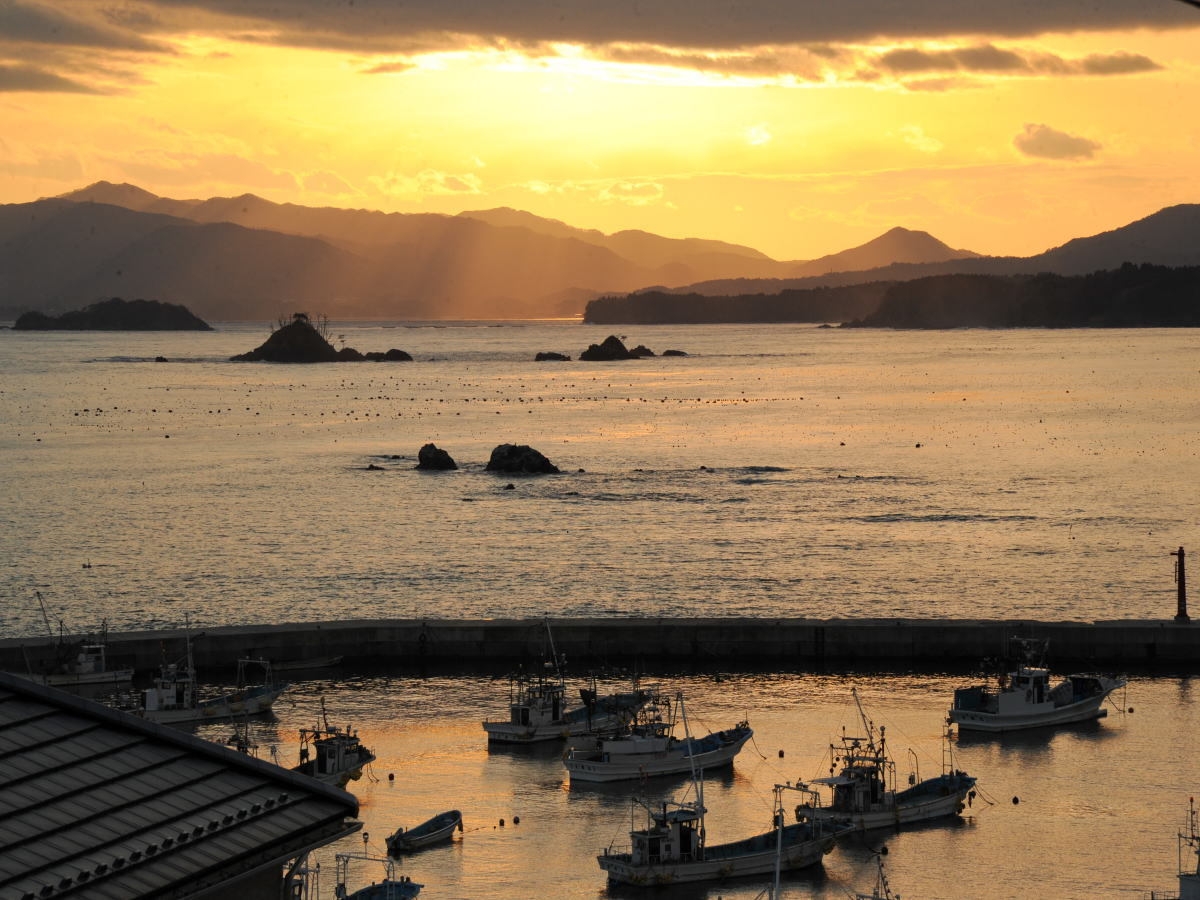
1,0,1199,260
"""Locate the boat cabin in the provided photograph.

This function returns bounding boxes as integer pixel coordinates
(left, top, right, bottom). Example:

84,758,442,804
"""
628,802,706,866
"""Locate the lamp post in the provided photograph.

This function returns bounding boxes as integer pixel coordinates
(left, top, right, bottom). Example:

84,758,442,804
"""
1172,547,1189,622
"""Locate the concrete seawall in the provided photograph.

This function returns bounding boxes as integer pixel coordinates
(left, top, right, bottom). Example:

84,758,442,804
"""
1,617,1197,678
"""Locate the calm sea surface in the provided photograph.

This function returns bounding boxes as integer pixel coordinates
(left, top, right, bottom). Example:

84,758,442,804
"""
2,322,1199,897
2,322,1198,634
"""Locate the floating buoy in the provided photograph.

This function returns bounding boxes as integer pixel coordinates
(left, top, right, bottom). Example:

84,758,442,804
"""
499,818,505,827
388,773,395,781
1128,707,1135,714
1012,796,1020,805
778,749,784,758
513,816,520,825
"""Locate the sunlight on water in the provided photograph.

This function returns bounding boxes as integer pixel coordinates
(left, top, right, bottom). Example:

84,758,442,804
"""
186,669,1185,900
2,323,1198,636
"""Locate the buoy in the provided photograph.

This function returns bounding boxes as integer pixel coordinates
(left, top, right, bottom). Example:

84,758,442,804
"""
388,773,395,781
1012,796,1020,805
513,816,520,825
499,818,505,827
1128,707,1134,714
778,749,784,758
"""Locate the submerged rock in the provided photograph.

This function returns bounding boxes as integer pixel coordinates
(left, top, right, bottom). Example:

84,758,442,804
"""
535,351,571,361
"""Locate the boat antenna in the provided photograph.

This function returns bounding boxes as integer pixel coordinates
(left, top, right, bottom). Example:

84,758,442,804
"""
850,687,875,744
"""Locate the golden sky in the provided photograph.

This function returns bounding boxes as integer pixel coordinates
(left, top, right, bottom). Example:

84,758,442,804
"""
2,0,1199,260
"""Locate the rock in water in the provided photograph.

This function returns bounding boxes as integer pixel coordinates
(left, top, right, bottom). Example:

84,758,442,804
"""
417,444,458,470
486,444,560,474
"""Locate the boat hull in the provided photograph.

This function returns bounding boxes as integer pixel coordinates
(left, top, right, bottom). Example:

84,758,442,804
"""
138,683,287,724
801,779,973,832
484,692,646,744
949,694,1112,733
566,728,752,783
598,824,837,886
386,811,462,853
26,668,133,688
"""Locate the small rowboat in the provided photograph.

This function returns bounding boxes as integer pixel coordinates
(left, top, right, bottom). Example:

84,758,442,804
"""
386,810,463,854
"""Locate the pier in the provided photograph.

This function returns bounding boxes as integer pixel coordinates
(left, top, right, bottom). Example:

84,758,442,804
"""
1,617,1197,678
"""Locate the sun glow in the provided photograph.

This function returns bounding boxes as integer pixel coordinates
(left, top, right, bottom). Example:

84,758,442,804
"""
3,4,1200,260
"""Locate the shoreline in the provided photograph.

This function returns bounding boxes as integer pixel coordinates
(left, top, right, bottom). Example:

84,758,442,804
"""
1,616,1196,678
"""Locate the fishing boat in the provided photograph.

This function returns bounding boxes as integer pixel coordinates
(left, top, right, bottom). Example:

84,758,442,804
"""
565,691,753,784
1148,798,1200,900
334,852,422,899
292,698,376,788
948,637,1127,733
597,779,849,886
24,637,133,689
137,631,288,724
385,810,463,854
794,689,976,832
482,620,649,744
19,593,133,689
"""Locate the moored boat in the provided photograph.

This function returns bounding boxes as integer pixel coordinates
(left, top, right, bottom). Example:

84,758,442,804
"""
385,810,463,854
565,691,752,784
136,631,288,724
794,689,976,832
482,620,649,744
292,698,376,788
18,593,133,690
597,780,849,886
948,637,1126,733
334,852,422,899
24,638,133,689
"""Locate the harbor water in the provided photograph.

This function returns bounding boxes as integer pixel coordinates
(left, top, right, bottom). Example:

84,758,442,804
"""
196,665,1184,900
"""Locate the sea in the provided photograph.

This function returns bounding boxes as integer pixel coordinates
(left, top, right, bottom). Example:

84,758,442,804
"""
2,321,1200,898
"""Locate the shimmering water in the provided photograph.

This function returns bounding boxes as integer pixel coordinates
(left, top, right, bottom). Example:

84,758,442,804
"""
193,668,1186,900
2,323,1198,636
3,322,1199,898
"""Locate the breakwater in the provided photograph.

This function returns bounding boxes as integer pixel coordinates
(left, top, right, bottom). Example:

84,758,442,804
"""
1,617,1197,678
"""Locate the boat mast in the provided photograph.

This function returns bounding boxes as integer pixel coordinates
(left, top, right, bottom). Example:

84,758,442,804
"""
36,591,54,639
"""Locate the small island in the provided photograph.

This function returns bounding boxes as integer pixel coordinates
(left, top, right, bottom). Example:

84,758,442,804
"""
13,298,213,331
231,313,413,363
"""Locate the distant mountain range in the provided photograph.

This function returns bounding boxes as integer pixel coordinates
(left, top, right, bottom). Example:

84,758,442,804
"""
0,181,1197,322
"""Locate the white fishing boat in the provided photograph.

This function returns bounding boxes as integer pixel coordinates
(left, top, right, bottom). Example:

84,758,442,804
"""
19,593,133,689
483,620,649,744
385,809,463,854
597,779,849,886
334,852,422,899
565,691,753,784
137,631,288,724
948,637,1126,733
292,698,376,788
1148,798,1200,900
794,689,976,832
24,638,133,689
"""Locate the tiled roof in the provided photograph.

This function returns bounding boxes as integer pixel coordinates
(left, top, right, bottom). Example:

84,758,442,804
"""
0,671,360,899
